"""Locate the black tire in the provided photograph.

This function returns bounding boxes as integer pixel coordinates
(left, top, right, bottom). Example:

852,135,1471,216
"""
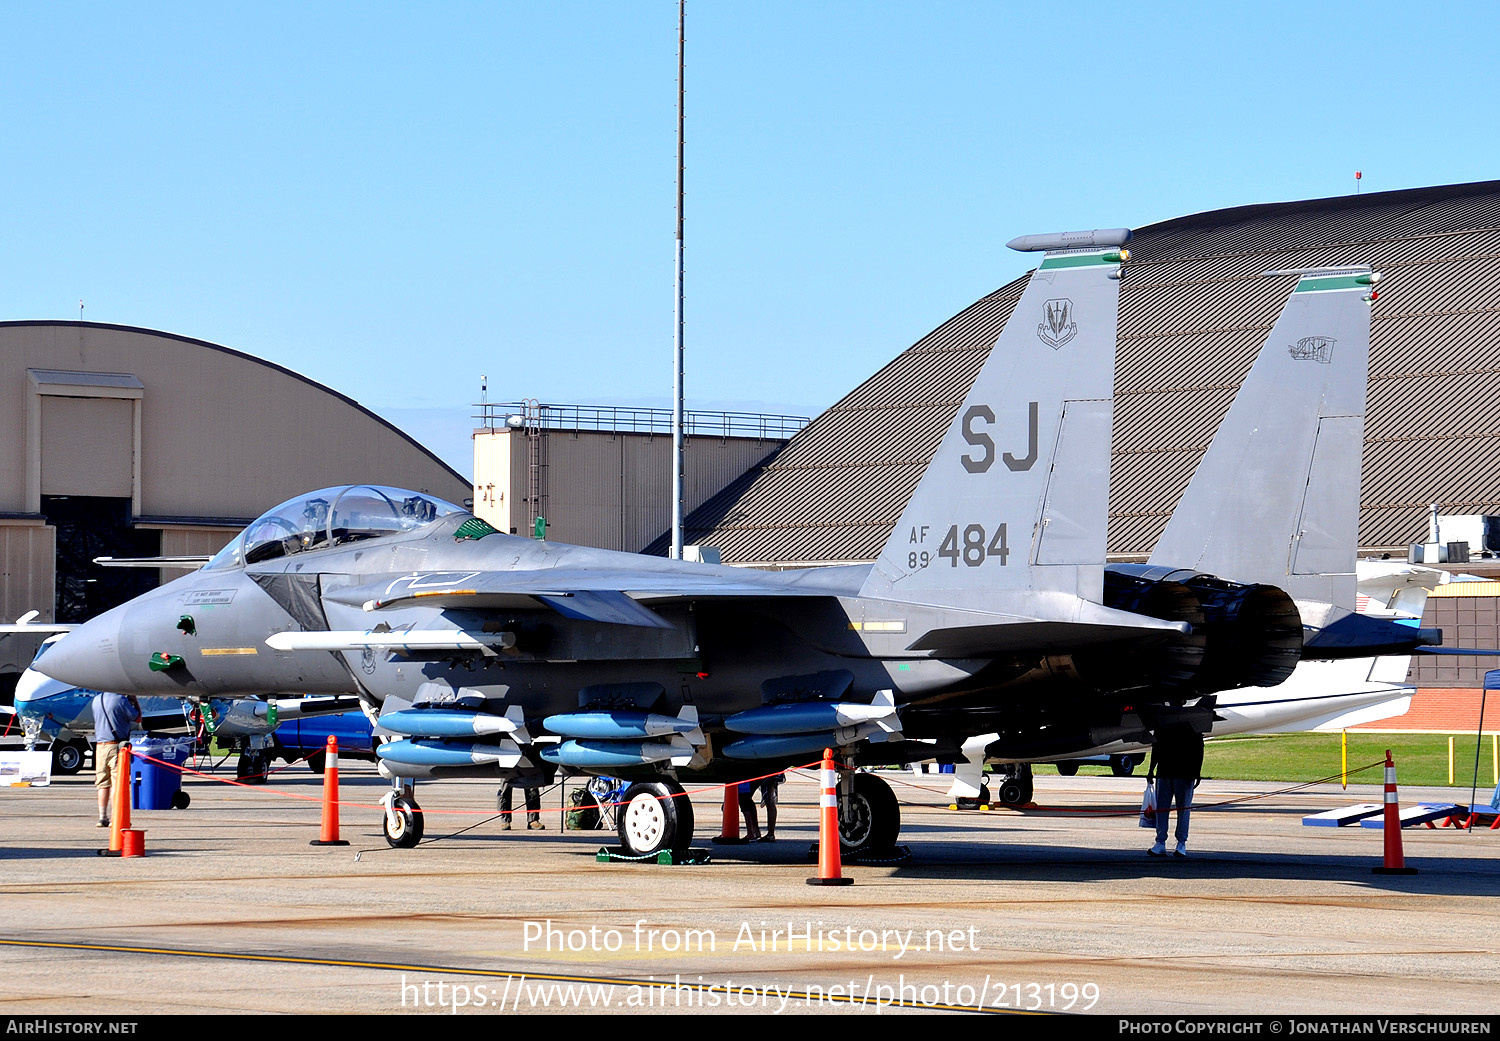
171,790,191,809
306,751,326,775
236,751,269,785
1111,756,1137,777
998,777,1033,806
955,783,991,811
839,772,900,854
53,741,85,775
616,780,694,856
384,795,424,848
1056,761,1079,777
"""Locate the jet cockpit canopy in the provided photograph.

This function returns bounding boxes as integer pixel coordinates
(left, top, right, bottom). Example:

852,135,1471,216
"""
207,485,467,569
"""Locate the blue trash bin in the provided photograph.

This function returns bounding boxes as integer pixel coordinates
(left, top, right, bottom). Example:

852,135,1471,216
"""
130,737,191,810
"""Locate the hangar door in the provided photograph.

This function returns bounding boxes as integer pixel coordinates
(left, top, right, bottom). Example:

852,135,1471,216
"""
27,370,158,621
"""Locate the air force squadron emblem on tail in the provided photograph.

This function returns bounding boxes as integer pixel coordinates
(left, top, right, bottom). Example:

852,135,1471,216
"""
1289,335,1335,363
1037,298,1077,348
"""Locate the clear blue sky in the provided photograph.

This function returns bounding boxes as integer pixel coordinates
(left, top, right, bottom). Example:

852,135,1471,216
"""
4,3,1497,477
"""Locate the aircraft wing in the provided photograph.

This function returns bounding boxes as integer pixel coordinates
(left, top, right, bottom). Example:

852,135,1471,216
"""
0,610,75,633
322,567,834,628
93,555,212,570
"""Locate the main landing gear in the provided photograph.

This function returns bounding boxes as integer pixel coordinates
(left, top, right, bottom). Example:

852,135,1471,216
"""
837,771,901,854
615,779,695,858
236,748,272,785
994,764,1033,807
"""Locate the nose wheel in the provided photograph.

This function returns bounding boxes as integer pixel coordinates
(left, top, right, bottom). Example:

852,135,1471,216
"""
382,792,424,848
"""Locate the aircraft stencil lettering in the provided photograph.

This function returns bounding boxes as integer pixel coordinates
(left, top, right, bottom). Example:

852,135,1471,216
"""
1003,401,1039,472
959,405,995,473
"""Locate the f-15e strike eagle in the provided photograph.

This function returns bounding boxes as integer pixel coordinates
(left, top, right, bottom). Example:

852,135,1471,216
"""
39,229,1386,856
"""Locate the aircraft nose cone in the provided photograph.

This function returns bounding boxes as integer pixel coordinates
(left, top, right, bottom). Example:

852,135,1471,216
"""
34,608,131,692
13,665,74,706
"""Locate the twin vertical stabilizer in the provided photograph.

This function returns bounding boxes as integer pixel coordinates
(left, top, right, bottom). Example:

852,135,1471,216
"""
1149,266,1378,611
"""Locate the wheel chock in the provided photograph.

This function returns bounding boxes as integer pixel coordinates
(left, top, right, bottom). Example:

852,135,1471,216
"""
595,846,713,865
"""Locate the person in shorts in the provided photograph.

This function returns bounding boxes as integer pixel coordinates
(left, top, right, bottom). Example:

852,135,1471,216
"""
757,772,785,841
91,692,141,828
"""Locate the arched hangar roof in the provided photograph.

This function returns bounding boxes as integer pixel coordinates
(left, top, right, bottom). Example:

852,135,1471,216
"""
668,180,1500,566
0,321,469,522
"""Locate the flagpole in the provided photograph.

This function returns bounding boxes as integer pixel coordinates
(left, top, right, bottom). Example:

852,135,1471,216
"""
670,0,686,560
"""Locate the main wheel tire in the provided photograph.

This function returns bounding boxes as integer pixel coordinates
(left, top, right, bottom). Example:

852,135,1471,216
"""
306,751,326,775
998,777,1033,806
237,751,269,784
1111,756,1137,777
384,795,424,848
839,772,900,854
616,780,694,857
53,741,85,775
1056,762,1079,777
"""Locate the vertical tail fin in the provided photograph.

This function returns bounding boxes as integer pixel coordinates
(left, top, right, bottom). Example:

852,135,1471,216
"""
1149,267,1378,611
861,229,1130,610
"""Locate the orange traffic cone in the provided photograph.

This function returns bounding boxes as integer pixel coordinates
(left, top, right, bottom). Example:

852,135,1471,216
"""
807,748,854,887
310,735,349,846
1373,749,1417,875
712,782,747,844
100,743,133,857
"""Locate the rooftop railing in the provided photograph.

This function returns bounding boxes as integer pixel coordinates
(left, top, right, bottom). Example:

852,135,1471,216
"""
473,401,809,440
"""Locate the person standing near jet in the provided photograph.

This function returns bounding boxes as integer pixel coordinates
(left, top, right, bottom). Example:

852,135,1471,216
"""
1148,723,1204,857
500,781,544,830
758,772,784,841
91,691,140,828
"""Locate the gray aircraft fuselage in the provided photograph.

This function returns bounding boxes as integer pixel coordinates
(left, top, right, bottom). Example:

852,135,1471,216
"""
40,516,989,711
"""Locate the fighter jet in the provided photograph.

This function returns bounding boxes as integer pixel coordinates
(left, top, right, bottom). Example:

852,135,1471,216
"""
37,228,1311,856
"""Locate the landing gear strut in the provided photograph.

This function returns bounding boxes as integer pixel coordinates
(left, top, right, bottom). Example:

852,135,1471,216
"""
382,786,424,848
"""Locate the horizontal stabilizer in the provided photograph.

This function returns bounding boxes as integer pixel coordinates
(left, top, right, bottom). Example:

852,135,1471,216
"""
907,611,1188,659
1301,613,1441,658
1413,646,1500,657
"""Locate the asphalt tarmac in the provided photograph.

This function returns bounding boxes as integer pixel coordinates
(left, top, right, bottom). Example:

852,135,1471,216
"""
2,759,1496,1016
